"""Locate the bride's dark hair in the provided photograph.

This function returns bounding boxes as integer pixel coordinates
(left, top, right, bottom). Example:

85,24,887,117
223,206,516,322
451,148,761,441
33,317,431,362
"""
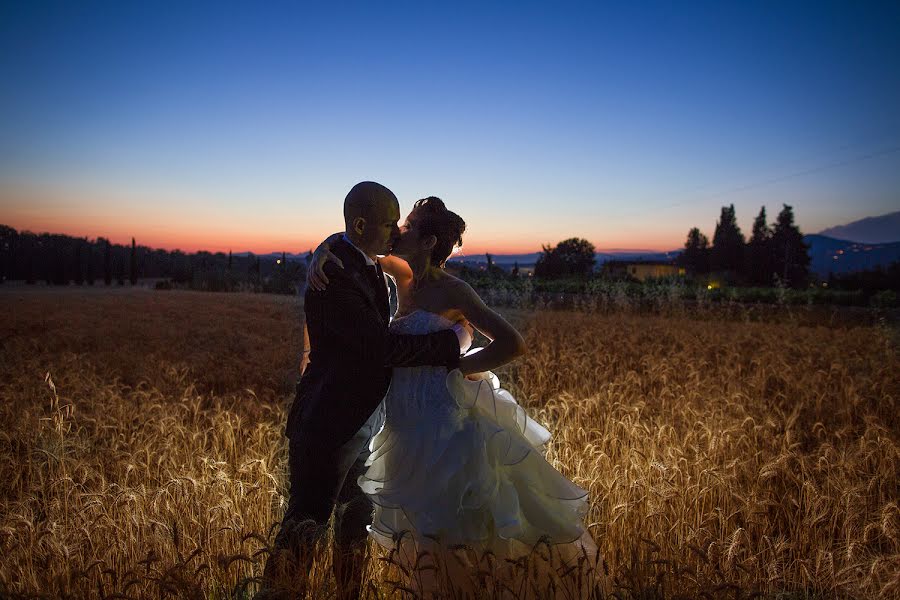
413,196,465,267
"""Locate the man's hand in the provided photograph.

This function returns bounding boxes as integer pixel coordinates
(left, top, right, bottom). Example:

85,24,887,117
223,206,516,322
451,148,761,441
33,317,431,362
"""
452,319,474,354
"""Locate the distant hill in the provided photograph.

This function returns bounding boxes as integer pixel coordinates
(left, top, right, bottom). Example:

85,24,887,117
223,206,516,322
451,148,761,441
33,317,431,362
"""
449,250,678,269
234,234,900,277
233,251,310,260
450,240,900,278
804,234,900,275
818,211,900,244
235,249,679,267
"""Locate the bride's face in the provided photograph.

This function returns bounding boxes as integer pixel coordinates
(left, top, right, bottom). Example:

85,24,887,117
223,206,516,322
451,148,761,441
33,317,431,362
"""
392,209,435,260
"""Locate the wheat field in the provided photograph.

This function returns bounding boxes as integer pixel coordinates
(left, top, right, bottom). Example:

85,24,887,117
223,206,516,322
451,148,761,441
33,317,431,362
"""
0,287,897,599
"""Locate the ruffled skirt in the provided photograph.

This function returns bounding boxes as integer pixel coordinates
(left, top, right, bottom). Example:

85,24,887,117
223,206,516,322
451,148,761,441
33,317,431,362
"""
358,368,600,597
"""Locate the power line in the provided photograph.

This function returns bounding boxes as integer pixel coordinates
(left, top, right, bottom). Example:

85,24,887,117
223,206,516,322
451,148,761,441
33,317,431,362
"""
670,132,900,198
699,145,900,201
635,143,900,215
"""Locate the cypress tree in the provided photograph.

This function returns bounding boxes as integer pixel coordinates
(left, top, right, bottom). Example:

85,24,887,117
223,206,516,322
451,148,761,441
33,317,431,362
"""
0,225,13,283
86,241,95,285
129,237,137,285
711,204,745,275
104,239,112,285
679,227,710,274
74,241,84,285
6,229,15,283
53,246,66,285
44,240,52,285
25,241,35,284
746,206,774,285
771,204,810,288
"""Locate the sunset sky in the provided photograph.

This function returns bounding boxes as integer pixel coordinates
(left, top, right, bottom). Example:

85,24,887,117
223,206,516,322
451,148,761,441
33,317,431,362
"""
2,1,899,255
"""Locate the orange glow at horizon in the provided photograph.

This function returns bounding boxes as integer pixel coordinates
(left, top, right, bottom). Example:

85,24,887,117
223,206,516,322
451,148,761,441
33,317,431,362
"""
2,214,332,255
2,183,684,256
2,214,682,256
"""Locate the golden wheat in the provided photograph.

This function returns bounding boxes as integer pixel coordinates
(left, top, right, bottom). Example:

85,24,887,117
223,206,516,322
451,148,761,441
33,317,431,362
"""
0,287,897,598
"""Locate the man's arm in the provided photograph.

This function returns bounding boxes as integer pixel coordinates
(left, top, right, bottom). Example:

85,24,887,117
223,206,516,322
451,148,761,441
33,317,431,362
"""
309,265,462,368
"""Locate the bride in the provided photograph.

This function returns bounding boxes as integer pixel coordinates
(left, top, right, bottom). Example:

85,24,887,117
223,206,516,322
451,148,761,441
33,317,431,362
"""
308,196,598,596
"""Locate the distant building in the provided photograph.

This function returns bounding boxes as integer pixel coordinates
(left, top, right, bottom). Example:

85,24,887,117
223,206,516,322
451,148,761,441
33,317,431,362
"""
602,260,685,282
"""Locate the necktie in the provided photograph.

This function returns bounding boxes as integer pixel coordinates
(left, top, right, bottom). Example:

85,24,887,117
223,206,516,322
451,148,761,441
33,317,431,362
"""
369,262,388,314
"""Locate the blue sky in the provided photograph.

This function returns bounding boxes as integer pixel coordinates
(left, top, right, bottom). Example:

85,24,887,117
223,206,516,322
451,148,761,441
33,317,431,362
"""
1,1,898,253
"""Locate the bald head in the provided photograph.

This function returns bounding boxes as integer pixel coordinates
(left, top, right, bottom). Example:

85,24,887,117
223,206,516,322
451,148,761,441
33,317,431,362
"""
343,181,401,257
344,181,398,226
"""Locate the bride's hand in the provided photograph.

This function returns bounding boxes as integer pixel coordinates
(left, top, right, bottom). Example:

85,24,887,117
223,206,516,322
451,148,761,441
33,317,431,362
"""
307,233,344,291
465,371,491,381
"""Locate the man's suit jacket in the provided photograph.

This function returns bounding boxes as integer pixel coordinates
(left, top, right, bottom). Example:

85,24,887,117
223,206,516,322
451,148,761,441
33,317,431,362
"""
286,239,461,448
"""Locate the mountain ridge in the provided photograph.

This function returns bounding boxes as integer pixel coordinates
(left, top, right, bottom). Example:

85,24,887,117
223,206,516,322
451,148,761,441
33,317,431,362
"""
817,211,900,244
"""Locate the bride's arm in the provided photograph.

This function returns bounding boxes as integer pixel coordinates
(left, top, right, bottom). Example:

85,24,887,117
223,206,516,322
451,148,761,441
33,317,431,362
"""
378,255,413,284
451,282,526,376
306,232,344,290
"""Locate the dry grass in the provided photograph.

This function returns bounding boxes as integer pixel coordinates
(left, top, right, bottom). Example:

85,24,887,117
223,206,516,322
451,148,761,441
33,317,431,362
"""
0,287,897,598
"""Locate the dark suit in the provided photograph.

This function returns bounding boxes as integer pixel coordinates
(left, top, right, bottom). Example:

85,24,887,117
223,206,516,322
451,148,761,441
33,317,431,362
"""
268,239,460,596
286,238,460,446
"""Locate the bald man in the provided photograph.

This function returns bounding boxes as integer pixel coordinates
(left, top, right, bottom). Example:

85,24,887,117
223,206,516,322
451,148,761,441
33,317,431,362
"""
261,182,471,600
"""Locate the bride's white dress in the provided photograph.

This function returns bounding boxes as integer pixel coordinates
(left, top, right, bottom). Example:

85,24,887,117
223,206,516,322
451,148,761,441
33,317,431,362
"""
358,310,595,576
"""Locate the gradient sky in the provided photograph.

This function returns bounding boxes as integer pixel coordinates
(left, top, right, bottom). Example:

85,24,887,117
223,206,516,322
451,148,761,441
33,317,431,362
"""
2,1,899,254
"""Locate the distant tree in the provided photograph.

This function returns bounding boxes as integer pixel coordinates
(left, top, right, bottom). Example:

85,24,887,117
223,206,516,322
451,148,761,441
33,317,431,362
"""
745,206,774,285
129,237,137,285
828,260,900,292
228,250,232,270
485,253,494,270
678,227,710,274
25,237,35,284
103,239,112,285
0,225,15,283
534,237,596,278
41,238,53,285
770,204,810,288
512,261,520,277
74,241,84,285
85,240,95,285
52,245,67,285
711,204,745,274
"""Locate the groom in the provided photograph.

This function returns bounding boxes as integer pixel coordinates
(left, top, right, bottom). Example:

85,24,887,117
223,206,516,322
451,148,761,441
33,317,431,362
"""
260,181,471,599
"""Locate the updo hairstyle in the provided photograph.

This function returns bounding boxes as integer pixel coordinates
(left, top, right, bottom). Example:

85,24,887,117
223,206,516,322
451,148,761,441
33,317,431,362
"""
413,196,466,267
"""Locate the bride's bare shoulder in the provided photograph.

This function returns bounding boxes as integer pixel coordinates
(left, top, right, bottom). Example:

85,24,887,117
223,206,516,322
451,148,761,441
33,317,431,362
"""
439,272,480,302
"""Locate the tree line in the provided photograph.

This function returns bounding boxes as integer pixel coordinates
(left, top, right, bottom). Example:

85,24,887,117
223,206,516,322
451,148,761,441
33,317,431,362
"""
0,225,306,294
678,204,810,287
476,204,811,287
